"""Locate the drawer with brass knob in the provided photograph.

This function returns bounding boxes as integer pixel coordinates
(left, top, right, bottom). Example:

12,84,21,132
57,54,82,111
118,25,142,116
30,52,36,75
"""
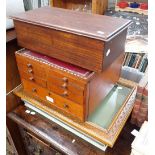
47,83,84,105
16,50,48,80
46,89,84,121
19,71,47,88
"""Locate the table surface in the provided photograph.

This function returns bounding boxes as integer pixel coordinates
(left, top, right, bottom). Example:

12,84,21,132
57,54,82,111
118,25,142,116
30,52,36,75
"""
8,104,139,155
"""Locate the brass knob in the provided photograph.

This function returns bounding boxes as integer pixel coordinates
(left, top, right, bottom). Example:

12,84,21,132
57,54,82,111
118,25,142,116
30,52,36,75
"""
63,104,69,109
61,83,67,89
28,69,33,73
48,92,51,96
27,63,32,67
61,91,68,97
32,88,37,92
62,77,68,82
29,77,34,81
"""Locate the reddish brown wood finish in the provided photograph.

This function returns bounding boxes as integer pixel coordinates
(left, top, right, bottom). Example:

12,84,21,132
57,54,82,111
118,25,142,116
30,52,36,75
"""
11,7,131,72
19,70,47,88
15,49,124,121
88,54,124,115
16,53,48,79
22,79,84,121
14,20,103,72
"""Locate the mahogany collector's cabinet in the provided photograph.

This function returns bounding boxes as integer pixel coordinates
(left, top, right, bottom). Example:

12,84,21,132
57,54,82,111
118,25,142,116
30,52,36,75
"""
10,6,131,121
15,49,123,121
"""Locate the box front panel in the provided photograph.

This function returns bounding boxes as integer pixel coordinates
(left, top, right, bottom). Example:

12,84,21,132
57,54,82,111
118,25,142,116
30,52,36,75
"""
14,21,104,72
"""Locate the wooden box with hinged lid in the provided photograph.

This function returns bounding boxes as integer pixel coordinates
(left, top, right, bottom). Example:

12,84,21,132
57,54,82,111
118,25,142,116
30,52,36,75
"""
11,6,131,72
15,49,124,121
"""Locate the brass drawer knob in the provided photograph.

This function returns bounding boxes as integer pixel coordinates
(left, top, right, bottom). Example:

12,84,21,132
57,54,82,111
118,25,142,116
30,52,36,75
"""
29,77,34,81
62,77,68,82
28,69,33,73
27,63,32,67
63,104,69,109
32,88,37,92
62,91,68,97
61,83,67,89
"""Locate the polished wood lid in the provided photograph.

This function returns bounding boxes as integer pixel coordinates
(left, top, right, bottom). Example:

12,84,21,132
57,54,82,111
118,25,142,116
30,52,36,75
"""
11,6,131,41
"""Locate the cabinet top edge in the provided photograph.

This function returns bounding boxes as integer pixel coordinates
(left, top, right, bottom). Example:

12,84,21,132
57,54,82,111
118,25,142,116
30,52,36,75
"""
10,6,131,41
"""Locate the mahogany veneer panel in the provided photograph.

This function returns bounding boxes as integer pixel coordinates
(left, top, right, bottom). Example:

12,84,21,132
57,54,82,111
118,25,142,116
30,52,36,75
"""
11,6,131,72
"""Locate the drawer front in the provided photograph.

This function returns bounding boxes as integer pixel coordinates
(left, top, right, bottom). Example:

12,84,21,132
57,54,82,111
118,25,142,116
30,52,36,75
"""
16,53,48,79
20,71,47,88
22,79,48,101
47,76,84,104
47,91,84,121
48,83,84,105
22,79,84,121
47,69,85,104
47,68,85,87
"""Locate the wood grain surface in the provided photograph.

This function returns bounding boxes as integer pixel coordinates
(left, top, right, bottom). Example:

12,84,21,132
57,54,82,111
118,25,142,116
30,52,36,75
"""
12,7,131,72
88,54,124,115
11,6,131,40
16,50,124,121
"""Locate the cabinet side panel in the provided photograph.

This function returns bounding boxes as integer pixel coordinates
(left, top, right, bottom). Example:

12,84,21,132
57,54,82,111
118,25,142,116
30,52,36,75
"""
103,29,127,70
88,54,124,116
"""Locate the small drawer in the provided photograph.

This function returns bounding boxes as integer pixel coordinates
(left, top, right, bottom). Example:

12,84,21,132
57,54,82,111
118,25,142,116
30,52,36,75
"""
20,71,47,88
48,83,84,105
16,53,48,79
47,68,85,87
47,91,84,121
48,76,84,92
22,79,48,101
